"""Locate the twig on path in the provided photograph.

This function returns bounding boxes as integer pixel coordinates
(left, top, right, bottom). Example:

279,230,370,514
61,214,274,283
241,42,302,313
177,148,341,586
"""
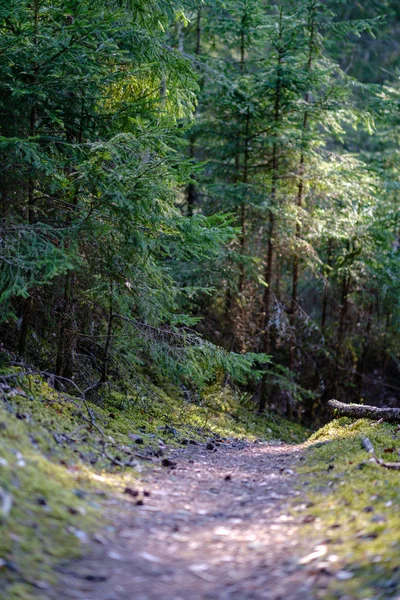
188,565,215,582
103,442,153,467
361,437,400,471
103,445,135,468
224,465,239,480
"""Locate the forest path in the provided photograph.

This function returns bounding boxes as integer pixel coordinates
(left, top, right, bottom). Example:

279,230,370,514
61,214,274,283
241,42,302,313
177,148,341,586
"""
53,439,327,600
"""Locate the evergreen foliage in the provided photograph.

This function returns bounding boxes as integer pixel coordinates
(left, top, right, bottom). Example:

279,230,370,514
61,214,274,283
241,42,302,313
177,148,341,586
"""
0,0,399,418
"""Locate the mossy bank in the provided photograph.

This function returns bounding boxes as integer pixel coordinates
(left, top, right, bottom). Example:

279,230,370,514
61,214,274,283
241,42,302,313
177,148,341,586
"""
0,370,307,599
299,417,400,600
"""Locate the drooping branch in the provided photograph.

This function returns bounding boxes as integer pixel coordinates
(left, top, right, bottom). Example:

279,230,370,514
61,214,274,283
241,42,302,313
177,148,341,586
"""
327,399,400,424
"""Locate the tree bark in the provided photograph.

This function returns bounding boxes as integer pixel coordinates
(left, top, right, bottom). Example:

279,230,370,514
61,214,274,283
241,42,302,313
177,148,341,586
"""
321,238,333,331
261,39,282,358
354,303,373,402
288,2,316,378
55,274,72,379
327,399,400,423
195,7,201,56
101,294,113,384
257,8,284,413
289,0,316,324
18,0,40,356
229,4,249,352
237,107,250,297
186,8,202,217
332,271,351,397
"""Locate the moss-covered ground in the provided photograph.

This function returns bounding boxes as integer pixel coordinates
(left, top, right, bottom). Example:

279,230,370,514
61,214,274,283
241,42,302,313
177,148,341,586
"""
299,417,400,600
0,370,307,599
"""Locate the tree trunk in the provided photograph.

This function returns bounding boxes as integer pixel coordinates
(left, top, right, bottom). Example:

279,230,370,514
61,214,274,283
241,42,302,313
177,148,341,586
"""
18,0,39,356
54,94,85,377
231,5,249,352
18,297,33,356
290,0,317,320
237,106,250,323
195,7,201,55
186,8,202,217
321,238,333,331
258,9,284,413
332,272,351,397
101,294,113,383
55,274,73,379
288,2,316,377
187,140,196,217
238,4,249,289
354,303,373,402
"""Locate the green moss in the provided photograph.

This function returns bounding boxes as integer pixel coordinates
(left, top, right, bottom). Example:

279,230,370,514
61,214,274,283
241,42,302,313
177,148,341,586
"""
0,370,308,598
100,382,308,444
199,385,308,442
0,404,97,597
299,417,400,599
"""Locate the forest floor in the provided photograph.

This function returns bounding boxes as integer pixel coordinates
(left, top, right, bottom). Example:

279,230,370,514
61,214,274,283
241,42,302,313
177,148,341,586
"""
1,371,399,600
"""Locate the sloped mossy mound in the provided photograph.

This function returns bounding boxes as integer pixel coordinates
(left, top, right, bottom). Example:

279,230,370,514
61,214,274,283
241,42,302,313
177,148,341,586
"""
300,417,400,599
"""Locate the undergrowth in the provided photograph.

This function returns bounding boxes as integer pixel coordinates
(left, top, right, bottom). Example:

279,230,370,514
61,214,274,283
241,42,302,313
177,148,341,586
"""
0,369,307,599
300,417,400,600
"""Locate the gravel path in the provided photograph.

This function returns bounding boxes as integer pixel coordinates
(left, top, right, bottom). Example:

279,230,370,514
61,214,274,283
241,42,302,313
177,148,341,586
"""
53,439,326,600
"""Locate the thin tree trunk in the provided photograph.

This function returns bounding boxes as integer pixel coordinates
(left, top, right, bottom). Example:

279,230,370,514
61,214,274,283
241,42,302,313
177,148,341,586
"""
258,9,284,412
230,4,249,352
238,107,250,296
187,136,196,217
236,107,250,353
54,95,85,377
289,0,316,321
290,110,311,320
238,2,248,282
55,275,71,379
101,294,113,384
195,8,201,55
18,298,33,357
332,272,351,397
187,8,202,217
337,275,350,354
354,303,373,402
19,0,39,356
288,2,316,374
262,70,282,354
321,238,333,331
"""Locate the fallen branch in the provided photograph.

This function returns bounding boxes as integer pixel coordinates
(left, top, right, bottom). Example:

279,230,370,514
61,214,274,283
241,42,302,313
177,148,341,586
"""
103,444,135,468
361,436,400,471
327,399,400,424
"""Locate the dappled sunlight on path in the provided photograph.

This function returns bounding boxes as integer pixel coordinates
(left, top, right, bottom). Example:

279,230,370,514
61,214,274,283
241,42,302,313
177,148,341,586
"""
53,440,325,600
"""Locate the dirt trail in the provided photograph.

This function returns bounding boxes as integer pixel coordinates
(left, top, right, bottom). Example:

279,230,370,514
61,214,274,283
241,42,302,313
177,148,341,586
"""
53,439,324,600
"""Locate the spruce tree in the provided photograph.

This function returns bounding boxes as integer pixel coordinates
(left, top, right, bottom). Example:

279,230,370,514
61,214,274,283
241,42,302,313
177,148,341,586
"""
0,0,264,389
